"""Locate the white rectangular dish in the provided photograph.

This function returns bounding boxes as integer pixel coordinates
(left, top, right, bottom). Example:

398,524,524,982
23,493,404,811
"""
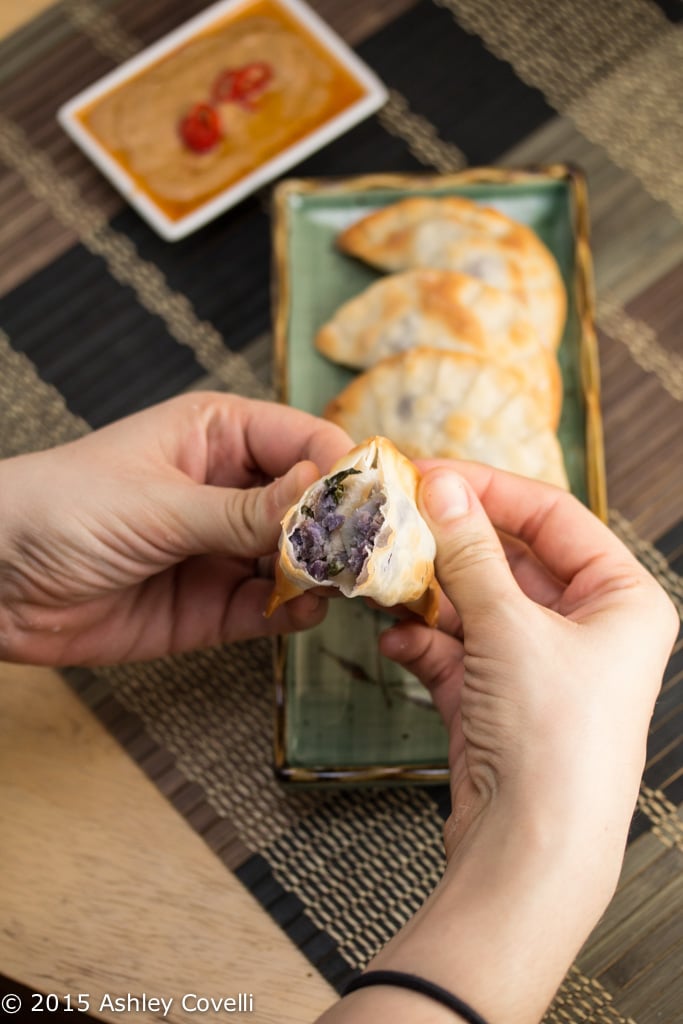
58,0,387,241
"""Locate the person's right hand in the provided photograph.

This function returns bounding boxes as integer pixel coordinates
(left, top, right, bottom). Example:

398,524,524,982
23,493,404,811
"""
381,463,678,877
320,464,678,1024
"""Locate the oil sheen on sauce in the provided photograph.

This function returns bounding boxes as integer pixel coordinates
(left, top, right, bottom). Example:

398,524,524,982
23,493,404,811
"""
77,0,367,221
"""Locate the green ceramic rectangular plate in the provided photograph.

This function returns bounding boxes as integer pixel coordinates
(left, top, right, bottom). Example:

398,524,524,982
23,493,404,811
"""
272,168,605,786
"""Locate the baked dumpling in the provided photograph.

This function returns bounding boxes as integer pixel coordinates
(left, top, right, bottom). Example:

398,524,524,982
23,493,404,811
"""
266,436,438,625
338,196,566,352
315,269,562,428
324,348,569,489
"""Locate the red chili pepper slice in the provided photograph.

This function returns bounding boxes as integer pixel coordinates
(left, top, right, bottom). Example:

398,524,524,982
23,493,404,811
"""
234,61,272,97
178,102,222,153
211,70,239,104
211,62,273,108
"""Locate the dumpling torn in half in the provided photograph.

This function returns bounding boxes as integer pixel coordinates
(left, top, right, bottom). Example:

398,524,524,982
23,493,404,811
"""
266,436,438,626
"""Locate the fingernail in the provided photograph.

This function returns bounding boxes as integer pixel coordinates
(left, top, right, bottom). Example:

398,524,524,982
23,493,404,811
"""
422,470,469,522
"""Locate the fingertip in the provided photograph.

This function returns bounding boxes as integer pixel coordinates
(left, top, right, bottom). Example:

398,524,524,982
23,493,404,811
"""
293,458,322,486
419,467,470,525
281,591,328,632
379,621,424,663
379,624,407,659
268,463,321,530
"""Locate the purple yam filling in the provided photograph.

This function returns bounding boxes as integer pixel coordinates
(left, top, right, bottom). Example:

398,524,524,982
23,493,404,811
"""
290,487,385,583
345,498,384,576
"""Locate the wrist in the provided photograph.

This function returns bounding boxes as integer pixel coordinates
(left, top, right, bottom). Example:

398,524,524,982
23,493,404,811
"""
448,784,627,896
369,795,622,1024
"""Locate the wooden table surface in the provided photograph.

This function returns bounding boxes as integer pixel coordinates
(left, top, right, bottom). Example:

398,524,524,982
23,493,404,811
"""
0,660,336,1022
0,0,53,37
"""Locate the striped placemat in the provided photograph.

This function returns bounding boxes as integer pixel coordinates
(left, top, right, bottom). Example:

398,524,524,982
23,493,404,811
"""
1,0,682,1020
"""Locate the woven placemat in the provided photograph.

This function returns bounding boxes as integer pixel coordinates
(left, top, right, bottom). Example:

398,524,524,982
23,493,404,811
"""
1,0,682,1020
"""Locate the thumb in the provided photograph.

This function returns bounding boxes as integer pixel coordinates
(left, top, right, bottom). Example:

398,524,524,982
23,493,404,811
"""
179,461,320,558
419,467,521,623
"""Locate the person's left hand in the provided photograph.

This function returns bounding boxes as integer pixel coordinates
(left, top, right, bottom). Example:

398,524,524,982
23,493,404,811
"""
0,393,352,665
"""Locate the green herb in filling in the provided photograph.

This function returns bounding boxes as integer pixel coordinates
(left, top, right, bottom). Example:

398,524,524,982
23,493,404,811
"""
325,467,361,505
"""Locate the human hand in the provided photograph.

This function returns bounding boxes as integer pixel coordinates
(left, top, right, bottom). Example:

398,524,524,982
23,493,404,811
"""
381,463,678,870
329,462,680,1024
0,393,352,665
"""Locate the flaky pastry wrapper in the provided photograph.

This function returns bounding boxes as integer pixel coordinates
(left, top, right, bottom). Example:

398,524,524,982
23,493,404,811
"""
266,436,438,626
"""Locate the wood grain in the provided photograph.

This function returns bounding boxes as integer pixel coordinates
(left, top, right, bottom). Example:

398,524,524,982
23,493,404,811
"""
0,0,54,37
0,661,337,1023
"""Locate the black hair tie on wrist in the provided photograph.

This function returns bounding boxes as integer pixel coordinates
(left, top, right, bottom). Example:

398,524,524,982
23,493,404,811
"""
343,970,492,1024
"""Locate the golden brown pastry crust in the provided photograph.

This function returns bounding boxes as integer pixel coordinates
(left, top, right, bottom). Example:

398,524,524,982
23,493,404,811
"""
338,196,567,352
315,269,562,428
324,348,569,489
266,436,439,625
